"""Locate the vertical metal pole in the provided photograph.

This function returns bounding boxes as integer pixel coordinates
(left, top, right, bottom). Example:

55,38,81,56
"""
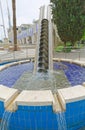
79,49,80,61
0,0,6,38
26,44,28,58
65,47,66,59
47,5,53,71
6,0,11,28
12,0,17,51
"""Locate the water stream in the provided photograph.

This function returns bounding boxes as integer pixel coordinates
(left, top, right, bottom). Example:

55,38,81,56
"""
13,69,70,93
0,111,12,130
57,112,67,130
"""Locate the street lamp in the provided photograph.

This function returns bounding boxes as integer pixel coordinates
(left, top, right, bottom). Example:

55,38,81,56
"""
0,0,6,38
0,25,4,41
12,0,17,51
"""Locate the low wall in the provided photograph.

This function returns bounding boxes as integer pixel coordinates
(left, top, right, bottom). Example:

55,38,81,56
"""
0,84,85,130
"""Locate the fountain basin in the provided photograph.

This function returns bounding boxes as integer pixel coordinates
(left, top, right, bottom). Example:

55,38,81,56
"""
0,59,85,89
0,59,85,130
0,84,85,129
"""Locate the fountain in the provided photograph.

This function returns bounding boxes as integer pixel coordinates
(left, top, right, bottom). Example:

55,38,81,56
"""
0,5,85,130
57,112,67,130
0,111,12,130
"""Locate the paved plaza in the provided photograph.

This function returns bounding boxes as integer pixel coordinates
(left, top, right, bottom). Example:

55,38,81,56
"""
0,47,85,61
0,46,85,62
0,48,35,61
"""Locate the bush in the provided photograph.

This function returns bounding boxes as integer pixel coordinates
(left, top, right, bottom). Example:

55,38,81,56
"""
55,42,72,52
63,47,71,52
55,45,64,52
66,42,72,46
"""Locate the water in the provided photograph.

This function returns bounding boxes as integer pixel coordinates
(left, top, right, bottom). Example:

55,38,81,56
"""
0,62,34,87
13,70,70,92
14,71,56,91
0,62,85,88
0,111,12,130
57,112,67,130
54,62,85,86
63,62,85,86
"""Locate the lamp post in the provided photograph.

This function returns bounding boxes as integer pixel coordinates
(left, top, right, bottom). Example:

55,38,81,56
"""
0,0,6,38
0,25,3,41
6,0,11,28
12,0,17,51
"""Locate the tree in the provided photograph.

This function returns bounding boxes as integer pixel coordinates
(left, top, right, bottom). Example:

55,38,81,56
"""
51,0,85,46
12,0,17,51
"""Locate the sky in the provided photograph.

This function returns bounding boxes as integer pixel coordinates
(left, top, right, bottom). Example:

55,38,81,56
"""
0,0,50,39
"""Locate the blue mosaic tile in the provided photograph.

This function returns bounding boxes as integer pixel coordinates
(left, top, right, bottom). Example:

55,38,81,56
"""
0,62,85,87
0,62,34,87
54,62,85,86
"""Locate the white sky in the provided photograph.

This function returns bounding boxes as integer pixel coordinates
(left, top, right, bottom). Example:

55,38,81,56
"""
0,0,50,39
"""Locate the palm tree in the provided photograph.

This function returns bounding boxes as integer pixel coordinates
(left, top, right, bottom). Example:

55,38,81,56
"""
12,0,17,51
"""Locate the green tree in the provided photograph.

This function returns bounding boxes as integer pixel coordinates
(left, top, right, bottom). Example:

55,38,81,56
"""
51,0,85,46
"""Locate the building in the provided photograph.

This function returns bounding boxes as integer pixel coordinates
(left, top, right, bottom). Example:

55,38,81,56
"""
8,20,39,45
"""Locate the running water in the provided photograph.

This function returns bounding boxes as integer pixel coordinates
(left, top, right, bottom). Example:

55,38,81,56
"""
0,111,12,130
14,70,70,92
57,112,67,130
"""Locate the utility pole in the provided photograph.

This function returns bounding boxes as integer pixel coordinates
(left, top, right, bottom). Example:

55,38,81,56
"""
6,0,11,28
12,0,17,51
0,0,6,38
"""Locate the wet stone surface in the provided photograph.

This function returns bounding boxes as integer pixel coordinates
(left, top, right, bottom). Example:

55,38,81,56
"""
13,70,70,93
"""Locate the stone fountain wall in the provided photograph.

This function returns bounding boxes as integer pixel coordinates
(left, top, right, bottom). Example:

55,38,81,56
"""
0,59,85,130
0,83,85,129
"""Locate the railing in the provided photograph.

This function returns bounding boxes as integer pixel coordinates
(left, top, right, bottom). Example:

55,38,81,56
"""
54,47,85,61
0,46,35,62
0,46,85,62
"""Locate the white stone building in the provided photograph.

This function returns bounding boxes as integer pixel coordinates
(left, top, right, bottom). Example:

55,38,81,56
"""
8,20,39,45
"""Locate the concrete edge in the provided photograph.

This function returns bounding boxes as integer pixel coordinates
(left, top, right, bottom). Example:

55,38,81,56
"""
4,89,19,108
0,58,85,72
13,90,55,111
57,90,66,110
82,82,85,87
53,58,85,67
0,85,85,112
0,85,18,108
0,60,30,71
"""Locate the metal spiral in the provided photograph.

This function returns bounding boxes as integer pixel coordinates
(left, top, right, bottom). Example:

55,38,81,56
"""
38,19,49,73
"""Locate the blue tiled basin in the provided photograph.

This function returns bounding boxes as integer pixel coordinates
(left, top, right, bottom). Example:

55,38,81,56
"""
0,60,85,130
0,61,85,87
